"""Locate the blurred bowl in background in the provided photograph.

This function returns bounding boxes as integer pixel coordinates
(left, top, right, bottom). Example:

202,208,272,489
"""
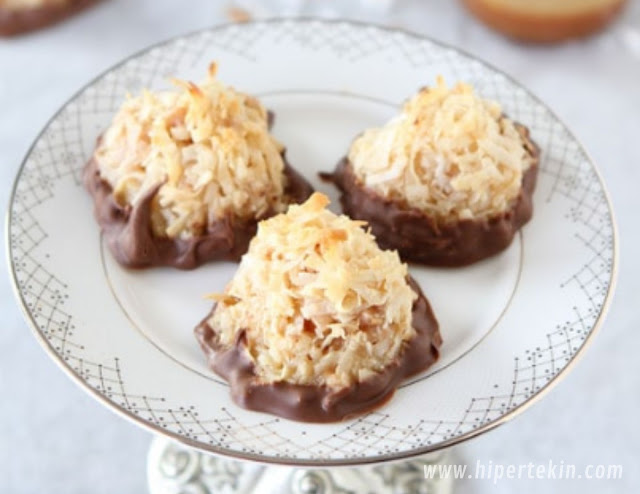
461,0,627,42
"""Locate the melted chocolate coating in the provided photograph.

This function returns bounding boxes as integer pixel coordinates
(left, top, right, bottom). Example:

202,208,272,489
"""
84,154,314,270
194,278,442,423
323,125,539,267
0,0,101,37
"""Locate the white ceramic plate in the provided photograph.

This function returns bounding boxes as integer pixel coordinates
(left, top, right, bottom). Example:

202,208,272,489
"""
7,19,617,466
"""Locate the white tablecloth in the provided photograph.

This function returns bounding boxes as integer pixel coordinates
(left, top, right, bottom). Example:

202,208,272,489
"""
1,1,638,492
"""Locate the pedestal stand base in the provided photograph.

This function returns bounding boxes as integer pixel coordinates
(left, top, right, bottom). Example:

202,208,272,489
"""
148,437,454,494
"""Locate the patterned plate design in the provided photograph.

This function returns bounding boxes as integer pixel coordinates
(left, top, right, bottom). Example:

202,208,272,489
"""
7,19,617,466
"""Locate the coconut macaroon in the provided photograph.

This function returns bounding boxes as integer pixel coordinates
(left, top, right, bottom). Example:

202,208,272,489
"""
0,0,100,36
195,193,441,422
84,63,313,269
324,77,539,267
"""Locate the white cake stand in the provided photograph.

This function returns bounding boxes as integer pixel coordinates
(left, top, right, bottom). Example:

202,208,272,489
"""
6,19,617,494
147,438,453,493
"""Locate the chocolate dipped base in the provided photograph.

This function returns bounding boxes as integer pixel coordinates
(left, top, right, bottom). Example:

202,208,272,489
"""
0,0,101,37
324,127,539,267
84,156,313,270
194,278,442,423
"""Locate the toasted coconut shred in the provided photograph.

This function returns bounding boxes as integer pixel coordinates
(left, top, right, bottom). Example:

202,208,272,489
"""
94,63,287,239
209,193,417,390
348,77,535,222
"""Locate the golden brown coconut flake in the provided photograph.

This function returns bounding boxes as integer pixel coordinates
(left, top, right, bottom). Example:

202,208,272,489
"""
208,193,418,391
93,63,287,240
348,77,536,223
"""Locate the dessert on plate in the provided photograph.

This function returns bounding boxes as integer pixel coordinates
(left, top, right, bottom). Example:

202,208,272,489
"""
324,77,539,267
195,193,442,422
0,0,100,36
85,63,313,269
